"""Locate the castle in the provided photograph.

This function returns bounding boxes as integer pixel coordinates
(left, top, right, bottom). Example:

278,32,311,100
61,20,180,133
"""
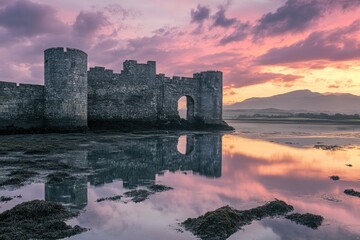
0,47,224,130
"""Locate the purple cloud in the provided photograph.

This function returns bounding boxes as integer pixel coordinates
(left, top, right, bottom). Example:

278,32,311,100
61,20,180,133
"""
211,6,237,28
253,0,360,39
190,4,210,24
253,0,322,38
257,20,360,65
103,4,140,20
0,0,67,38
0,0,11,7
328,0,360,10
219,22,250,44
73,11,109,37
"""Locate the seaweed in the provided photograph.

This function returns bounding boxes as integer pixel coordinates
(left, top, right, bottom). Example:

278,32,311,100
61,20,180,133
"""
0,200,86,239
330,176,340,181
182,200,294,240
97,195,122,202
285,213,324,229
344,189,360,198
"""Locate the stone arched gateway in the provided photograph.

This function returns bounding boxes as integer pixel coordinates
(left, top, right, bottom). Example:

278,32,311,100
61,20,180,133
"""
160,72,223,124
177,95,195,123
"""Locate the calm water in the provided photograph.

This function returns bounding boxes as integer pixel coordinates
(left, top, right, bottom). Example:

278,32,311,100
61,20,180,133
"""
1,122,360,239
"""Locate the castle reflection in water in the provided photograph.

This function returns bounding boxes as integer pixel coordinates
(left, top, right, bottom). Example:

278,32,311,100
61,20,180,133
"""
45,134,222,209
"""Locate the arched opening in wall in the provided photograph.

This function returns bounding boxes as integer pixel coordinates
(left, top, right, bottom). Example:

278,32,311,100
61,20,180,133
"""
177,95,195,122
177,135,195,155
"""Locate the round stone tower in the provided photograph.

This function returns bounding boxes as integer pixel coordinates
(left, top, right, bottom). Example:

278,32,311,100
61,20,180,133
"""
44,47,88,129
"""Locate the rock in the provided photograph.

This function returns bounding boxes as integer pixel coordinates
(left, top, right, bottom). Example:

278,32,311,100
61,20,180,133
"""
96,195,122,202
0,200,86,239
147,184,173,192
97,185,173,204
183,205,241,240
0,196,13,202
285,213,324,229
123,189,152,203
313,145,342,151
182,200,294,240
344,189,360,198
330,176,340,181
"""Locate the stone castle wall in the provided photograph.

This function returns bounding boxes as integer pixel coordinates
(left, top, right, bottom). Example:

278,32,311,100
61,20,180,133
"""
87,60,160,123
0,81,44,128
88,63,223,124
0,47,223,130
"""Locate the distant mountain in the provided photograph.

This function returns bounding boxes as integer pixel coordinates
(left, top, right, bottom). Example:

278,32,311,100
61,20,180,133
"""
225,90,360,114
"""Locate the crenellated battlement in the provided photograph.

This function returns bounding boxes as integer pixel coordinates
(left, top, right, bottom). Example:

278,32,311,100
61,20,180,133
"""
44,47,87,57
0,81,44,92
0,81,17,89
89,60,156,79
89,67,114,76
18,83,44,90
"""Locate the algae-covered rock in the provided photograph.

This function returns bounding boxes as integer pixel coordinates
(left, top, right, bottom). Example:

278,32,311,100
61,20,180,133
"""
97,195,122,202
182,200,294,240
0,195,21,202
183,206,241,240
330,176,340,181
244,199,294,220
313,145,342,151
124,189,152,203
96,184,173,204
344,189,360,198
286,213,324,229
0,200,86,239
147,184,173,192
0,196,13,202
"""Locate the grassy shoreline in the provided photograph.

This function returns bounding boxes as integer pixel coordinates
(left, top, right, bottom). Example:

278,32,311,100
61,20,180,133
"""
225,118,360,125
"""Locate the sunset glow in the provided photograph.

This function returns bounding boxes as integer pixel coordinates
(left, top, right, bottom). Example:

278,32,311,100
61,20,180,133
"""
1,0,360,104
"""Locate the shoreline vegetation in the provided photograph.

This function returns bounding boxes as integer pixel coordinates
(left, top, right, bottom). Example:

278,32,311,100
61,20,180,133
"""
226,118,360,125
225,114,360,125
224,109,360,125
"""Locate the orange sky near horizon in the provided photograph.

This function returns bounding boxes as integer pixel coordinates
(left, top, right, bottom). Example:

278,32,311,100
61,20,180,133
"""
0,0,360,104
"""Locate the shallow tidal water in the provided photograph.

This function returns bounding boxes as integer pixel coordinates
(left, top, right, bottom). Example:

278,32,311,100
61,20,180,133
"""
1,122,360,239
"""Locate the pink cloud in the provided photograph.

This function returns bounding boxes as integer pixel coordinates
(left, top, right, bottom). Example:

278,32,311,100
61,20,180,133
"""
0,0,359,93
257,19,360,65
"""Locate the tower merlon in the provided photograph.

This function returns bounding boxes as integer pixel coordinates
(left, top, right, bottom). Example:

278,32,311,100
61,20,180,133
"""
44,47,88,57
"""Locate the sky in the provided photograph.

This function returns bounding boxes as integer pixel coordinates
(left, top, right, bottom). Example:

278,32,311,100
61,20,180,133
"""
0,0,360,104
